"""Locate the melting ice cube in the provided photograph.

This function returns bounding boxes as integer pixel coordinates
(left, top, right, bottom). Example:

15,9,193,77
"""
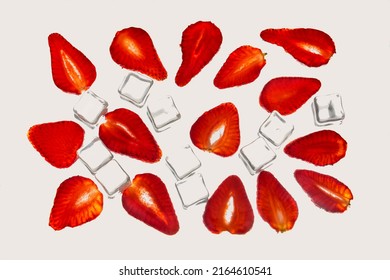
239,137,276,175
94,159,130,198
175,173,209,209
147,95,181,132
73,90,108,127
312,94,345,126
118,72,153,107
78,138,113,174
259,111,294,147
166,145,201,180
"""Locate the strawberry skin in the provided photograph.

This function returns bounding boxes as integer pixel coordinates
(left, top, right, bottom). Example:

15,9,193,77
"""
259,77,321,115
122,173,179,235
49,176,103,230
257,171,298,232
203,175,254,234
190,102,240,157
110,27,167,81
99,108,162,163
284,130,347,166
175,21,222,87
214,45,266,89
27,121,84,168
260,28,336,67
48,33,97,95
294,169,353,213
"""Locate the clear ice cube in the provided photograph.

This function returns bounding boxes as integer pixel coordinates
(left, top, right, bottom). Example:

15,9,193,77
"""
312,94,345,126
259,111,294,147
118,72,153,107
175,173,209,209
239,137,276,175
147,95,181,132
94,159,130,198
78,138,113,174
73,90,108,127
166,145,201,180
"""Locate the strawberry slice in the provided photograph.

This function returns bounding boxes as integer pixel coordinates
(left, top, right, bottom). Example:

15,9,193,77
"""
109,27,167,81
260,28,336,67
99,108,162,163
294,169,353,213
175,21,223,87
190,102,240,157
284,130,347,166
122,173,179,235
203,175,254,234
48,33,97,95
259,77,321,115
257,171,298,232
27,121,84,168
49,176,103,230
214,45,266,89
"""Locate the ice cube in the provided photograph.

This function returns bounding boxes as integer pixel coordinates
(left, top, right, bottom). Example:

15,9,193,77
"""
175,173,209,209
239,137,276,175
73,90,108,127
312,94,345,126
78,137,113,174
118,72,153,107
259,111,294,147
165,145,201,180
94,159,131,198
147,95,181,132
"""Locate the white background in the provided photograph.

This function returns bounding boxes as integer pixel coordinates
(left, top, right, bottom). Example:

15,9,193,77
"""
1,0,390,260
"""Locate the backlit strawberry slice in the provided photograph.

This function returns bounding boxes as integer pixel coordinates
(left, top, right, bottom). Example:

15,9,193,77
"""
260,28,336,67
175,21,222,87
259,77,321,115
294,169,353,213
257,171,298,232
27,121,84,168
99,108,161,163
110,27,167,81
49,176,103,230
214,45,266,89
203,175,254,234
190,102,240,157
284,130,347,166
122,173,179,235
48,33,97,95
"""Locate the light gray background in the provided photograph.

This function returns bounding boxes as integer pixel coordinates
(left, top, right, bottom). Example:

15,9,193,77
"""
1,0,389,259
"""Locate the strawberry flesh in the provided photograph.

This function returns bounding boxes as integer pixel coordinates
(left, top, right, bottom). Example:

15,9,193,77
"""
122,173,179,235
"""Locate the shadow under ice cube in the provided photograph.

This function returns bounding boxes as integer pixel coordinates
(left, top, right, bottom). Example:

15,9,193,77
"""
118,72,153,107
78,137,113,173
239,137,276,175
312,94,345,126
147,95,181,132
175,173,209,209
94,160,130,198
166,145,201,180
73,91,108,127
259,111,294,147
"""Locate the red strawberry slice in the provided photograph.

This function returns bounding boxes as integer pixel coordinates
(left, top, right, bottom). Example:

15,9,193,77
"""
190,102,240,157
203,175,254,234
284,130,347,166
49,176,103,230
109,27,167,81
260,28,336,67
257,171,298,232
175,21,223,87
259,77,321,115
214,45,266,89
27,121,84,168
48,33,97,95
294,170,353,213
99,108,162,163
122,173,179,235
